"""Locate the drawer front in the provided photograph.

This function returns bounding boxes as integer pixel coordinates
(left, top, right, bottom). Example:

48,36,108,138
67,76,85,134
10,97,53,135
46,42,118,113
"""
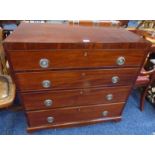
27,103,124,127
15,68,139,92
9,49,145,71
22,86,131,110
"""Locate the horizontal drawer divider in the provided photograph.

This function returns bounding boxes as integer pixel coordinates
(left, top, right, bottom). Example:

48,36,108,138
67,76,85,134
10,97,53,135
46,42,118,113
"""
13,65,141,73
26,102,125,112
20,85,131,94
17,84,132,93
25,102,126,112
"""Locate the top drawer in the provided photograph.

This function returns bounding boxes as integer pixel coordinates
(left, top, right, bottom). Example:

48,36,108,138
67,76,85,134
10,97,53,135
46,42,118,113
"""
8,49,146,71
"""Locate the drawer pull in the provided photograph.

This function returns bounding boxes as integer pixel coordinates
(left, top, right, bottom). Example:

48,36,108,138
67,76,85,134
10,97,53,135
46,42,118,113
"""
39,58,49,68
117,56,125,65
102,111,108,117
44,99,53,107
42,80,51,88
84,52,88,57
106,94,113,101
112,76,119,84
47,116,54,123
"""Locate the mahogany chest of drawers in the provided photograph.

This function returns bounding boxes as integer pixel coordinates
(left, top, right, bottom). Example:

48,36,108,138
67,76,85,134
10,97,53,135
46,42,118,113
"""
3,23,151,132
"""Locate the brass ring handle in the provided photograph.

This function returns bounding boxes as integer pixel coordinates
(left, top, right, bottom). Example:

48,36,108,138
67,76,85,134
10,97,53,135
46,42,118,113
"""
116,56,125,65
42,80,51,88
102,111,108,117
39,58,49,68
106,94,113,101
44,99,53,107
112,76,119,84
47,116,54,123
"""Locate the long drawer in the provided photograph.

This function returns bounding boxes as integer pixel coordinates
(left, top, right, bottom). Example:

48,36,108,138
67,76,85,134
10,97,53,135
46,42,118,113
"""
8,49,145,71
26,103,124,127
21,86,131,110
15,68,139,92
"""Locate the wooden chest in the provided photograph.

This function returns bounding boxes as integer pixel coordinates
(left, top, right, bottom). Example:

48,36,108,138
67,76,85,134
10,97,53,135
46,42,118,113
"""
3,23,151,132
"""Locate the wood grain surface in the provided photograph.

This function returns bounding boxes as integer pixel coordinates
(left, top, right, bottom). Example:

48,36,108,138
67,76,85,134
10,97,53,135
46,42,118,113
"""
9,49,146,71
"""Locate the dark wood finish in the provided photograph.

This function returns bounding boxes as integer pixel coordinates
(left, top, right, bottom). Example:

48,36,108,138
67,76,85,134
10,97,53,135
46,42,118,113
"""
27,116,122,132
129,29,155,111
15,68,139,92
4,42,151,50
4,23,148,44
9,49,145,71
135,61,155,111
22,86,131,110
27,102,124,127
3,23,151,50
3,23,151,132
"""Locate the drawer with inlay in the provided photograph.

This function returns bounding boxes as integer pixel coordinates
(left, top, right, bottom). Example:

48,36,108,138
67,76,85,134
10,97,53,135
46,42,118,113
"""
21,86,131,110
26,103,124,128
8,49,146,71
15,68,139,92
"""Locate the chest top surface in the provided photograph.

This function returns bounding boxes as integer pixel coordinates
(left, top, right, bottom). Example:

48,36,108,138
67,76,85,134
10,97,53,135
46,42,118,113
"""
3,23,151,50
